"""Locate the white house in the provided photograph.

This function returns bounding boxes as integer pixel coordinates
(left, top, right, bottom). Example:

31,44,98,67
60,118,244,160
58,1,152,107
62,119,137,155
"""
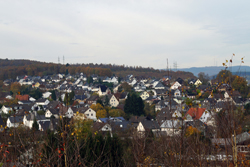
199,110,212,124
109,95,119,107
194,79,202,86
110,77,119,85
76,107,97,121
42,92,52,99
36,99,50,106
170,81,181,90
45,108,59,118
160,120,182,136
83,108,97,121
1,105,13,114
23,113,48,129
7,116,23,128
172,110,182,118
174,89,181,98
98,85,110,96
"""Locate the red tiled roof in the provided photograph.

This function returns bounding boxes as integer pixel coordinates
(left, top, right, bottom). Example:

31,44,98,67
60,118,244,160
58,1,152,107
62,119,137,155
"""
185,108,206,120
15,95,29,101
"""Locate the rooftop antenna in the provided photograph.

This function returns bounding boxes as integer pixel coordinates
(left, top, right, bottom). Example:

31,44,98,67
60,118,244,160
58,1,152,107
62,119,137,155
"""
63,55,65,65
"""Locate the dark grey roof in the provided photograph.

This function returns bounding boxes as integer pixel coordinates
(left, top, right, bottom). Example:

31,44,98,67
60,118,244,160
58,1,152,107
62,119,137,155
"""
87,95,99,102
36,98,47,102
154,82,165,88
74,94,87,100
49,118,59,131
141,120,160,130
8,116,23,123
120,92,128,99
156,108,172,125
145,96,154,101
111,120,130,131
47,108,59,115
47,101,62,109
26,113,47,121
99,85,108,92
40,121,50,131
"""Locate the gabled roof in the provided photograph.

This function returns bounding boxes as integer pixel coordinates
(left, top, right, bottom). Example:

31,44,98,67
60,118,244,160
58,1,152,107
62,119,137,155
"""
185,108,206,120
176,78,184,84
39,121,50,131
154,82,165,88
225,90,241,97
59,106,71,115
49,118,59,131
47,101,63,109
110,120,130,132
92,122,110,131
25,113,47,121
99,85,108,92
160,119,182,129
120,92,128,99
8,116,23,123
77,107,94,114
156,108,172,125
140,120,160,130
74,94,87,100
87,95,99,102
36,98,47,103
47,108,59,115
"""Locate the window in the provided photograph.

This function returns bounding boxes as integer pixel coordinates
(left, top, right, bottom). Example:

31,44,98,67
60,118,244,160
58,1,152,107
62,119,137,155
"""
86,114,89,116
91,114,93,116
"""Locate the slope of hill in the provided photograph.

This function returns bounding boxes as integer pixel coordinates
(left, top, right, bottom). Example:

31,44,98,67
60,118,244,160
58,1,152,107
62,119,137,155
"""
0,59,196,80
178,66,250,77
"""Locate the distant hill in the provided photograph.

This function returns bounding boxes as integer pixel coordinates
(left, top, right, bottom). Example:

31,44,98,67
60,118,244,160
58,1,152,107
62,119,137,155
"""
177,66,250,77
0,59,196,81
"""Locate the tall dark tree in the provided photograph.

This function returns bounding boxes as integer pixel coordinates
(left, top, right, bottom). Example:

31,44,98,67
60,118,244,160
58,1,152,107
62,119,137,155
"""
29,88,42,99
69,90,75,104
50,90,56,101
104,95,109,106
32,118,39,131
87,76,93,84
124,92,145,116
97,98,104,106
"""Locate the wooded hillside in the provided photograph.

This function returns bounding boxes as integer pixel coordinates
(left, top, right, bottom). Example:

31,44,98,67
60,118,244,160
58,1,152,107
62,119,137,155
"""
0,59,196,80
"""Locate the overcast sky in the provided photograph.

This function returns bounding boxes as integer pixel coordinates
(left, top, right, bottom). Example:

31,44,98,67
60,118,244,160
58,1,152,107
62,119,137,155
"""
0,0,249,69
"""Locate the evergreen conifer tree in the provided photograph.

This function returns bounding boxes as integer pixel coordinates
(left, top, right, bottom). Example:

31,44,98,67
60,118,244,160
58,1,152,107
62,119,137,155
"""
32,118,39,131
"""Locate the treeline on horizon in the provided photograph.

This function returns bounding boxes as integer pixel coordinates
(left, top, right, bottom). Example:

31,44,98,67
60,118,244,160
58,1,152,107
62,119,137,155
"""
0,58,195,81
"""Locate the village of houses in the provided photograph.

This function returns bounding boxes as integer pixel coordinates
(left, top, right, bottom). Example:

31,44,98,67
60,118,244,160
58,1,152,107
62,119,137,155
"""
1,72,250,154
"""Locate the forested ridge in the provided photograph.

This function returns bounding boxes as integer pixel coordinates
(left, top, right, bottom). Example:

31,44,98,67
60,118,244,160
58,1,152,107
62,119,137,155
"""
0,59,195,80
